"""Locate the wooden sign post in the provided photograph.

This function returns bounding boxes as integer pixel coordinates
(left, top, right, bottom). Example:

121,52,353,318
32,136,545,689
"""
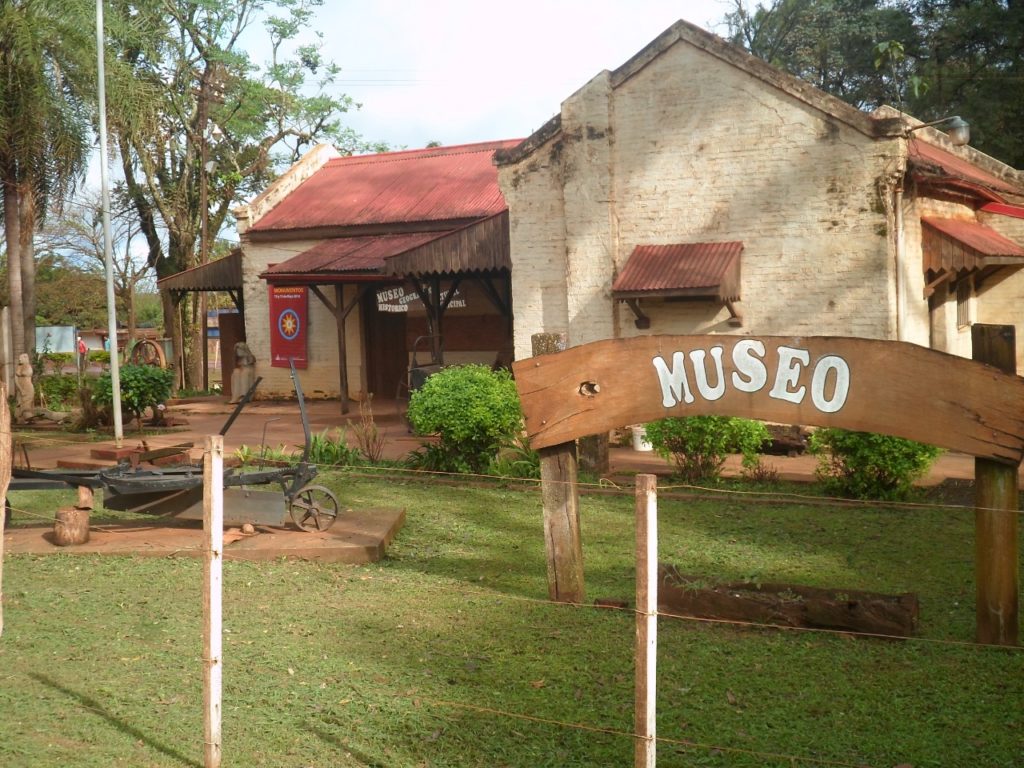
531,333,585,604
972,325,1020,646
514,334,1024,642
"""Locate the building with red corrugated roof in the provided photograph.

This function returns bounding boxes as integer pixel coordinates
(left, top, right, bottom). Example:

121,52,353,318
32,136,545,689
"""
218,139,521,405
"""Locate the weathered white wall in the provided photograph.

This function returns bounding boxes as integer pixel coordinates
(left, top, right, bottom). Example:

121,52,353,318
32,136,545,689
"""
500,38,900,359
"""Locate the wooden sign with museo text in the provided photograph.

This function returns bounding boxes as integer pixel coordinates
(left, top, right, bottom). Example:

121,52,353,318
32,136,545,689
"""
512,335,1024,464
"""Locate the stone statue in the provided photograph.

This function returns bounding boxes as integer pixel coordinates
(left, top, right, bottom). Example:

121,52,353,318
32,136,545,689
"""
229,341,256,403
15,353,35,422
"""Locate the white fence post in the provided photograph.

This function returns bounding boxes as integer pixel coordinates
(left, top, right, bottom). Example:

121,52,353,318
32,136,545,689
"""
634,473,658,768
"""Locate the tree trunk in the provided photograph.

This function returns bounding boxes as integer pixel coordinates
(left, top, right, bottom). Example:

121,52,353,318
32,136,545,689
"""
18,182,36,357
127,284,137,343
2,169,26,361
160,289,186,393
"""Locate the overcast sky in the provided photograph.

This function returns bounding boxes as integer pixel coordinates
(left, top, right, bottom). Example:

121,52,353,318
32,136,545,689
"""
267,0,733,150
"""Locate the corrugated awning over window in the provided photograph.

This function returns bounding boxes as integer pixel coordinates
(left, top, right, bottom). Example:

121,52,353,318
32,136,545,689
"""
612,242,742,299
922,216,1024,296
612,241,743,328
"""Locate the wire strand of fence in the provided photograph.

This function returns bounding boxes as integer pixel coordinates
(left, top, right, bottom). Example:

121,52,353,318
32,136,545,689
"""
367,690,876,768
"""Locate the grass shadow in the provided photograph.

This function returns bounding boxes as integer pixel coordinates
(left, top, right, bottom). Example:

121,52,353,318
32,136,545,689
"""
29,672,201,768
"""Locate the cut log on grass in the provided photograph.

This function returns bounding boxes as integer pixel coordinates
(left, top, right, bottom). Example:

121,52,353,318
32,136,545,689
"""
658,565,919,637
54,508,90,546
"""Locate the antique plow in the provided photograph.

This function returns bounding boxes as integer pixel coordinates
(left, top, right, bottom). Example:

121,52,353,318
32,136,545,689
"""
12,362,340,532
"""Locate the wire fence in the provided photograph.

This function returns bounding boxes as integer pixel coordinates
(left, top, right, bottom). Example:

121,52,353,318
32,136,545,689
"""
4,441,1023,766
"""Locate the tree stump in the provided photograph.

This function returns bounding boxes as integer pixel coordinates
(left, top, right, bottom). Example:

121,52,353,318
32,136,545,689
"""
54,507,90,546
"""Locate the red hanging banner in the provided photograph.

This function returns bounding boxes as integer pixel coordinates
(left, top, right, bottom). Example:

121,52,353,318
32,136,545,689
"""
268,285,308,369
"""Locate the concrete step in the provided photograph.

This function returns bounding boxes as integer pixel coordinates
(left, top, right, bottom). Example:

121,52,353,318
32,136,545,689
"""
90,446,137,461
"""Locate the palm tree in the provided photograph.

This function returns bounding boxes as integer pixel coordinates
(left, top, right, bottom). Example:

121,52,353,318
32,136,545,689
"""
0,0,94,358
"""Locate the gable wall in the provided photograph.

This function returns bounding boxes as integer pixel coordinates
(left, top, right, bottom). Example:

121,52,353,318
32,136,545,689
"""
502,40,902,359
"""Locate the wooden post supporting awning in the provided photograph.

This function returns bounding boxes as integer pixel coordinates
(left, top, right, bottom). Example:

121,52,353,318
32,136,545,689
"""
309,284,365,415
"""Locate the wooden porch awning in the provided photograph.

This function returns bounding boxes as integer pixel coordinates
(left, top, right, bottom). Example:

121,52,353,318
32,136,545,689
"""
922,217,1024,284
157,249,243,293
260,213,510,285
157,249,244,311
383,212,510,277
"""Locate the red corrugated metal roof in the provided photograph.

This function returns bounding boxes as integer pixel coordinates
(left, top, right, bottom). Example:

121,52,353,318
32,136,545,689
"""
252,139,521,233
612,242,742,300
922,217,1024,258
981,202,1024,220
262,232,451,277
909,140,1022,198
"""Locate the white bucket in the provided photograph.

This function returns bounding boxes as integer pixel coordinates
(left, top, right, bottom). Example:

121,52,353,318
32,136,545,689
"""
631,425,653,452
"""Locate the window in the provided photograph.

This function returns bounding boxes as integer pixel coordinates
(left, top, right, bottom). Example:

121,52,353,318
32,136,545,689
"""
956,277,973,329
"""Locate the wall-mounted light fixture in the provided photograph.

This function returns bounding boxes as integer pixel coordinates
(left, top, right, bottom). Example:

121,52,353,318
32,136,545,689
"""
906,115,970,147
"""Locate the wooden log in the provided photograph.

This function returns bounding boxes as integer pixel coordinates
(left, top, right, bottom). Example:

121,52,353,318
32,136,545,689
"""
533,332,585,604
53,507,90,546
972,324,1020,646
75,485,94,511
658,567,920,637
578,434,609,476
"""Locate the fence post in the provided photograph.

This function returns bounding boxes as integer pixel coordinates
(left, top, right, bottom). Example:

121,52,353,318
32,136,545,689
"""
532,332,585,604
204,435,224,767
634,473,657,768
972,324,1019,646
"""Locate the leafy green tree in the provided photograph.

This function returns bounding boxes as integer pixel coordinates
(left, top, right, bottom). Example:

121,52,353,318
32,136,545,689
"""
109,0,382,388
722,1,1024,166
0,0,96,358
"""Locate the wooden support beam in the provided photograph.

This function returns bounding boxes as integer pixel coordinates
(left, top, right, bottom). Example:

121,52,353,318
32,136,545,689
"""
972,324,1019,646
533,332,584,603
310,284,365,416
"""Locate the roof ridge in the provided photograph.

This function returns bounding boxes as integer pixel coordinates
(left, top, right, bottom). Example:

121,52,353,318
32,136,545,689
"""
329,139,522,167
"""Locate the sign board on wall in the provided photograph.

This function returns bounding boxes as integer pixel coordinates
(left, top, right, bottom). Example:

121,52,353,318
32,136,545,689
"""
376,284,466,313
268,285,308,369
512,335,1024,464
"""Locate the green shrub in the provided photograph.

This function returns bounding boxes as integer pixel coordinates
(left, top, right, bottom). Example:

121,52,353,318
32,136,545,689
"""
37,374,86,411
407,364,523,474
808,428,941,501
307,428,361,466
93,364,173,428
489,434,541,479
644,415,770,483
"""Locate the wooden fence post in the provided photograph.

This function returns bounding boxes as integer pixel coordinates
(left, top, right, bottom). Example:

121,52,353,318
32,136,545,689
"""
0,384,10,638
533,332,585,604
203,435,224,767
634,474,657,768
972,324,1019,646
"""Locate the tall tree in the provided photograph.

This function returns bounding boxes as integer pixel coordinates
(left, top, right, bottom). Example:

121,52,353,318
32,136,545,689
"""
723,1,1024,166
0,0,95,359
40,188,155,340
111,0,377,389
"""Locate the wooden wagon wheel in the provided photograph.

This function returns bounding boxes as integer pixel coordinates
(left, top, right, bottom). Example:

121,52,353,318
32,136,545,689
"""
129,339,167,368
289,484,340,531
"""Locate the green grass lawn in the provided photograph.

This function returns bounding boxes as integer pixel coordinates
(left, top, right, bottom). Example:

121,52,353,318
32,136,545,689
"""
1,472,1022,767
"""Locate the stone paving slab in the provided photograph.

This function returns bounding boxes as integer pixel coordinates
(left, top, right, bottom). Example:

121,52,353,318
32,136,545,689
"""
3,507,405,565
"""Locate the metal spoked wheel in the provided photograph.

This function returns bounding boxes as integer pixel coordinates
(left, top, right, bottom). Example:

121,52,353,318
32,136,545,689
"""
129,339,167,368
289,484,340,532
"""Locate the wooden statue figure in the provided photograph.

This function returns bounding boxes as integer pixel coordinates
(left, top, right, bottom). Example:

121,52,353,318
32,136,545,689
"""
14,353,35,422
229,341,256,403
